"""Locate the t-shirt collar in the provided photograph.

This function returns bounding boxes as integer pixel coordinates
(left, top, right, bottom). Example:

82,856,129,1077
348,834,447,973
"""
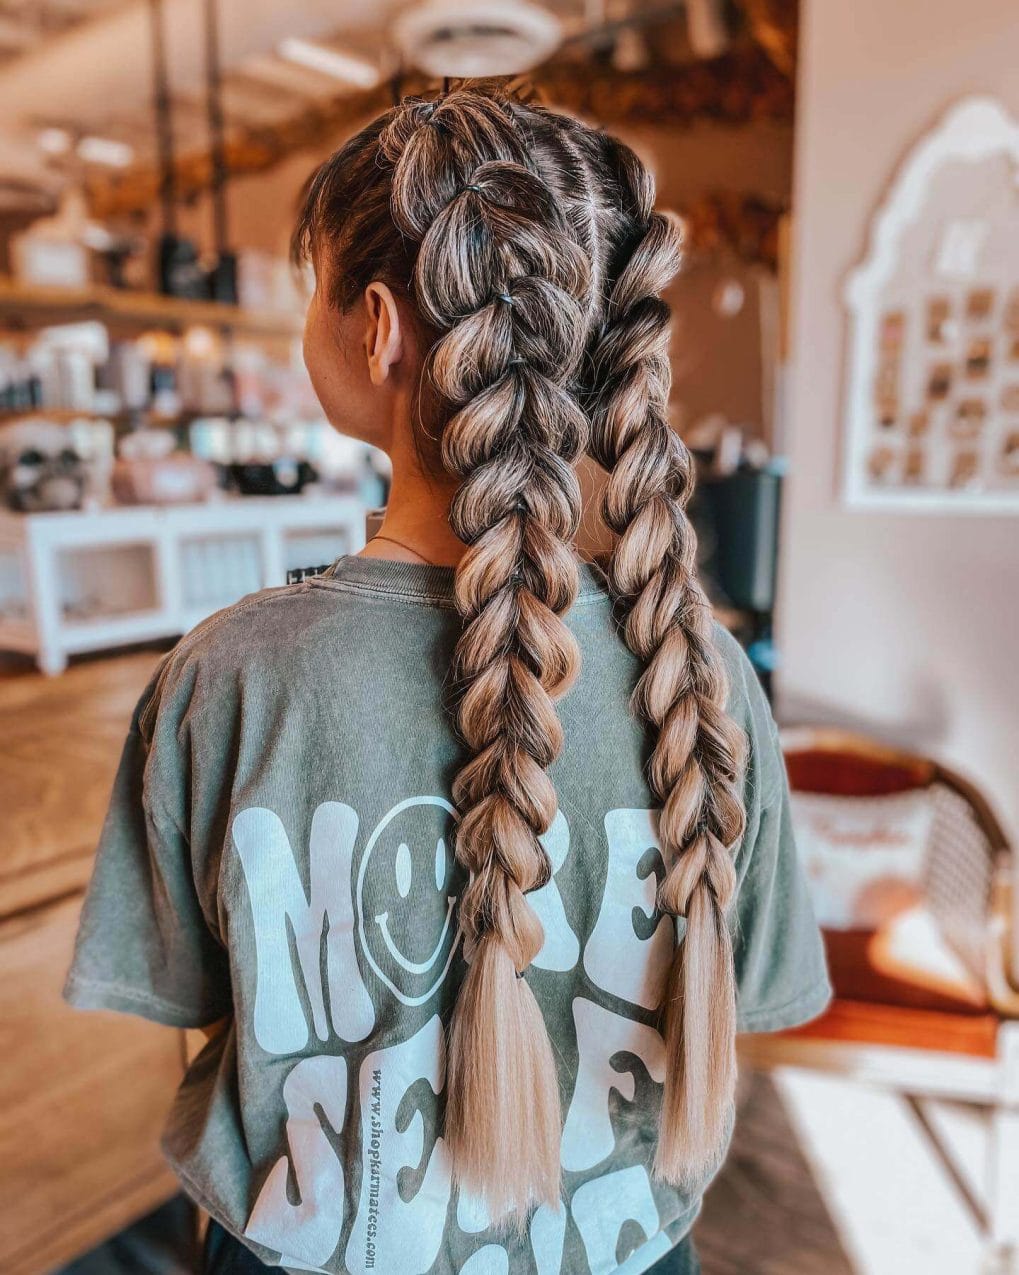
322,554,609,603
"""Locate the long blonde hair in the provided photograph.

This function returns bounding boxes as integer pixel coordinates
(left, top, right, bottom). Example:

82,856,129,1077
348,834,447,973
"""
295,84,747,1225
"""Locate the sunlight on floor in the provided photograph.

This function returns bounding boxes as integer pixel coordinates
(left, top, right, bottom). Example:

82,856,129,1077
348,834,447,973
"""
774,1068,989,1274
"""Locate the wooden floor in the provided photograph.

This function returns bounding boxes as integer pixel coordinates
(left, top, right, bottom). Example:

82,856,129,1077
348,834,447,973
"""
700,1070,853,1274
6,644,853,1273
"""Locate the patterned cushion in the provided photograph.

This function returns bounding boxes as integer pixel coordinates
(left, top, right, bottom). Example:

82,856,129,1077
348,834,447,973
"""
790,788,935,930
789,784,993,1010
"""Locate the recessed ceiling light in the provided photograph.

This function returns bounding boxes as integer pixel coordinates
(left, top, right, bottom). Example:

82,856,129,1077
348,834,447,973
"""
277,38,380,89
77,136,134,167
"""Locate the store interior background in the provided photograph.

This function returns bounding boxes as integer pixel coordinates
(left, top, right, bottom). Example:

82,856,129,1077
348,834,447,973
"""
0,1,1017,1273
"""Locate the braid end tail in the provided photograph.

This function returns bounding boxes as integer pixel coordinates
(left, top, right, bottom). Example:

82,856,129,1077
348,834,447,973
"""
654,881,737,1185
445,935,563,1228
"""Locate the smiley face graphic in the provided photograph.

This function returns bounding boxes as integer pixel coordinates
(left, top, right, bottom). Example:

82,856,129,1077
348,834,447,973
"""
355,796,465,1006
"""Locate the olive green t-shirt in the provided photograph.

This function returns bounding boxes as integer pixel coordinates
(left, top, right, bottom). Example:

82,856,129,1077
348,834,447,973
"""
65,556,831,1275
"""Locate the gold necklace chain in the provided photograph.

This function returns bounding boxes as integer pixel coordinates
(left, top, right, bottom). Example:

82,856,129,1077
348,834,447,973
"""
369,533,437,566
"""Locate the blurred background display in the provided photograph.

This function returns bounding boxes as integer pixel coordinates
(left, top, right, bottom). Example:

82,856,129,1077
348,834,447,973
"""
0,2,1016,1274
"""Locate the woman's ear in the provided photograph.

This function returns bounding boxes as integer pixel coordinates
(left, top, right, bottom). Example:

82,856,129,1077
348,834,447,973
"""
363,282,403,387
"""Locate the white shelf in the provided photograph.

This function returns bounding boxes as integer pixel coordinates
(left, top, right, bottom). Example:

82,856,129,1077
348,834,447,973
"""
60,610,179,654
0,494,366,674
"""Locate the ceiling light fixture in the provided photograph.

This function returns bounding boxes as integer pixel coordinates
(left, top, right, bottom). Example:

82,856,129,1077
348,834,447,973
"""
392,0,562,77
278,38,381,89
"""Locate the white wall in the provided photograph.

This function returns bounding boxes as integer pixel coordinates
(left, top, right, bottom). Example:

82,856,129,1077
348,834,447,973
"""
779,0,1019,836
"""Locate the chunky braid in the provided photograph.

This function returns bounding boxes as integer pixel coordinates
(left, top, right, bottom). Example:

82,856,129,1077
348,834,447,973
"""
378,96,592,1221
584,136,747,1182
293,82,749,1220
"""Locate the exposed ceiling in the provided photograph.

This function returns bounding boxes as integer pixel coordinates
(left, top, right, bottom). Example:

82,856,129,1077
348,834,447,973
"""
0,0,797,215
0,0,397,205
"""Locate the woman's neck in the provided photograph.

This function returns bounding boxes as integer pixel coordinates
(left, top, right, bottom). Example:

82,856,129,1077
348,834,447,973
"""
359,441,465,568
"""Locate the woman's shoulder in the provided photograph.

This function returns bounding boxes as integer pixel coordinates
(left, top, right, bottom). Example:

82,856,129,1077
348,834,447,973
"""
175,579,344,664
136,582,353,740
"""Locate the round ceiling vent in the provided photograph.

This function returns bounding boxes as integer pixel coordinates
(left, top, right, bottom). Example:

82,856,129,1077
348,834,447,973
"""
392,0,563,78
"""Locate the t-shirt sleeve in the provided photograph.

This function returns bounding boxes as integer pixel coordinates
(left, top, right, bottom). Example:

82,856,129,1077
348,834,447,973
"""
63,661,232,1029
721,635,833,1033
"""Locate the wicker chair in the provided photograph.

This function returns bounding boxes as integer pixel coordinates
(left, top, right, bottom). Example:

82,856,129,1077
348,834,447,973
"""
738,728,1019,1270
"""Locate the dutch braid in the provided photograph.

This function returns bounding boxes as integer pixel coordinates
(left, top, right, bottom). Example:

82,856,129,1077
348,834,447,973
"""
379,97,592,1220
585,136,747,1182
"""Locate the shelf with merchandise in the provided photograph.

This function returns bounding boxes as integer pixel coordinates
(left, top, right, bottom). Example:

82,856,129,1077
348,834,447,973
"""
0,278,303,339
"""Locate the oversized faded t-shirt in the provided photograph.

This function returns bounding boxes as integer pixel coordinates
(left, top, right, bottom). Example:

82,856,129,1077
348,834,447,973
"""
64,556,831,1275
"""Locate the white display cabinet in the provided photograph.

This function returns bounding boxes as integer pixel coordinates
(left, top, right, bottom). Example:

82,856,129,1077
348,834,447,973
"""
0,494,365,674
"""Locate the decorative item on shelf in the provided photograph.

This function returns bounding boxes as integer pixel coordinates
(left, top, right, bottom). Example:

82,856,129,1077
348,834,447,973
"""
111,428,216,505
138,331,182,419
103,339,151,413
228,458,318,497
0,344,43,412
156,234,206,303
30,320,109,414
0,419,89,512
67,416,116,504
10,189,91,289
843,96,1019,511
207,255,238,307
82,221,149,292
177,325,237,415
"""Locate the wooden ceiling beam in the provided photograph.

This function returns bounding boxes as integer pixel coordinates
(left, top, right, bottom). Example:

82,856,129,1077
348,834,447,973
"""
740,0,797,78
87,47,794,220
